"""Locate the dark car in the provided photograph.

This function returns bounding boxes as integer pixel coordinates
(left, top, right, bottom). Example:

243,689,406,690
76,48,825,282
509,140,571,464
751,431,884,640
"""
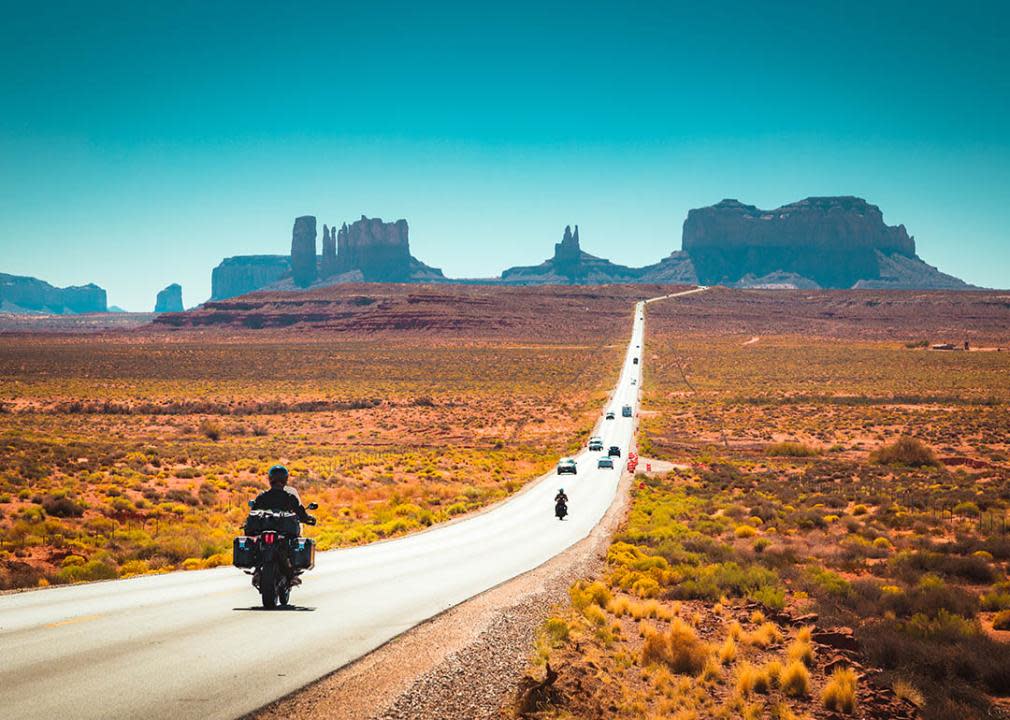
633,357,639,365
608,445,621,458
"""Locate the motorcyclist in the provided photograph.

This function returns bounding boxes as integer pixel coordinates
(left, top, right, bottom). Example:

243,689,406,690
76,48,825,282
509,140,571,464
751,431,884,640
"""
251,465,316,586
555,488,569,505
253,465,316,526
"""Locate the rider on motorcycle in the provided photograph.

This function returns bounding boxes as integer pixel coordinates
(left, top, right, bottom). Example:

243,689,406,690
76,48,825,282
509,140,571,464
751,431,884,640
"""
253,465,317,526
555,488,569,505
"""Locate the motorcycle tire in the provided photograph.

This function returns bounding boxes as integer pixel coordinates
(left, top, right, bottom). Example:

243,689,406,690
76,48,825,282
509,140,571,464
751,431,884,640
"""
260,562,278,609
278,581,291,607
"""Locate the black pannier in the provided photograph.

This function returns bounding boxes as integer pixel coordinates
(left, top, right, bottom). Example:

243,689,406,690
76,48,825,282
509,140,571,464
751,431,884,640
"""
232,536,258,568
244,510,300,537
290,538,316,570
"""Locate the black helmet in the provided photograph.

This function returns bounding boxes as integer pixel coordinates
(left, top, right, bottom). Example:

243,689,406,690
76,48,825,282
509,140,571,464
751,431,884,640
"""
268,465,289,485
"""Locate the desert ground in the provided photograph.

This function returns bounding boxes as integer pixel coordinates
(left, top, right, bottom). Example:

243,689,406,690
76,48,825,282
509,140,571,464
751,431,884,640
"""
511,288,1010,720
0,284,673,590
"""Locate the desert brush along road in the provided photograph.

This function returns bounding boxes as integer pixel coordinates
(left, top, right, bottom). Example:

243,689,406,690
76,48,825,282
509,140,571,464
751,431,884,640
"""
0,287,706,720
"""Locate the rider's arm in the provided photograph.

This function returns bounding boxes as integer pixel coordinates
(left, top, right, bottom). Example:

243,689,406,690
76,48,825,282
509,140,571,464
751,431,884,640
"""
285,487,315,524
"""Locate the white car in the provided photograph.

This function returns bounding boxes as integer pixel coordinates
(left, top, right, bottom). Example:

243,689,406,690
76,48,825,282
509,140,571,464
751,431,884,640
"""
557,458,577,475
588,436,604,451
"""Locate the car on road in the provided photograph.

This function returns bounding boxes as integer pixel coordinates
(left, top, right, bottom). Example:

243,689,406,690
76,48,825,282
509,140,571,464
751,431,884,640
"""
608,445,622,458
588,436,604,451
633,357,639,365
605,411,616,420
631,378,637,385
557,457,577,475
597,456,615,469
622,405,633,417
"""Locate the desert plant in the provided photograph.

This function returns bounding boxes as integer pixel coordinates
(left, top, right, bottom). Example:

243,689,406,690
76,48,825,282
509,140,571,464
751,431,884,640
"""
870,437,938,468
780,660,811,698
641,618,709,675
822,667,858,714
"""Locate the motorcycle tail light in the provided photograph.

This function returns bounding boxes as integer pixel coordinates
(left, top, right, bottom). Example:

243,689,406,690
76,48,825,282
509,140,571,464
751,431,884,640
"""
263,532,275,544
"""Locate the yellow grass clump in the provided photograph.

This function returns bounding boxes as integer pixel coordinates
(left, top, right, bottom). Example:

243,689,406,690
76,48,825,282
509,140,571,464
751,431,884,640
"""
780,660,811,698
822,667,858,713
641,618,710,676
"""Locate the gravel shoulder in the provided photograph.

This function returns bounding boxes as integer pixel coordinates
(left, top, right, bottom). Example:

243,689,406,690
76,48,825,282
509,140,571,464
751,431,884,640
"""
248,470,633,720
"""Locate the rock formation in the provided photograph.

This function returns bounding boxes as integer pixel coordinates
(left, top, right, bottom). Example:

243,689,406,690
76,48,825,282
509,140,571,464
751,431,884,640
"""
320,224,338,278
679,197,969,289
211,256,290,300
154,283,184,312
290,215,318,288
501,225,644,284
0,273,107,314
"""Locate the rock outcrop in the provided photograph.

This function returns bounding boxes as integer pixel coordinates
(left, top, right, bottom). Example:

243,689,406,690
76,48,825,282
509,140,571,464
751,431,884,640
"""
154,283,184,312
681,197,967,289
501,225,644,284
0,273,107,314
290,215,318,288
333,216,444,282
320,224,338,278
211,256,290,300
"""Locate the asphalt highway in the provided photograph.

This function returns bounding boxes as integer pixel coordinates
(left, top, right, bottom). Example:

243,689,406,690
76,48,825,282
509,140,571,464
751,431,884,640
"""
0,287,704,720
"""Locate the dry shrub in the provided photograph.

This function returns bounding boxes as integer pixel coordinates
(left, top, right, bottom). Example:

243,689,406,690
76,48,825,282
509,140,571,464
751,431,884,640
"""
719,636,738,665
198,418,223,441
780,660,811,698
892,679,924,707
786,627,815,666
994,610,1010,631
822,667,858,714
870,437,938,468
736,662,772,695
767,442,819,457
641,618,709,675
746,622,783,648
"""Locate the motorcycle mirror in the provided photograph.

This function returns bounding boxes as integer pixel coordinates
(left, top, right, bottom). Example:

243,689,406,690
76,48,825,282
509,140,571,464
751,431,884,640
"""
248,500,255,509
307,502,318,510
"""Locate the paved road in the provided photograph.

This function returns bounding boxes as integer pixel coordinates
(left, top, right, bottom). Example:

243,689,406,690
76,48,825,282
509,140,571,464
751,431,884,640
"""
0,288,703,720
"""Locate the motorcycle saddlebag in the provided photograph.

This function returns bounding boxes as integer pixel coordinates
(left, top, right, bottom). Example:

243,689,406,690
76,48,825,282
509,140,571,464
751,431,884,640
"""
232,536,258,568
290,538,316,570
244,510,301,537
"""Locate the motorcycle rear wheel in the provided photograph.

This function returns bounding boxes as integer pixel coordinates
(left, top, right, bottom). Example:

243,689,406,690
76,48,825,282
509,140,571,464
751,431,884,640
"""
260,563,278,609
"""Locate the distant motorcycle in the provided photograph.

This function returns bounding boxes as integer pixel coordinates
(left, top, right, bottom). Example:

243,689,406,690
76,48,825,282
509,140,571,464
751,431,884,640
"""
233,502,318,608
555,498,568,521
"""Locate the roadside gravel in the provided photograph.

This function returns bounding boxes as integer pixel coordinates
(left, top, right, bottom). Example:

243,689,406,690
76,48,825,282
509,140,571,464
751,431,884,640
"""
249,470,632,720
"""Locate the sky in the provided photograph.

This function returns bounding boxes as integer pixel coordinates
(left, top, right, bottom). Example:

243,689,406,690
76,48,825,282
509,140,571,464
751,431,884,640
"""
1,1,1008,310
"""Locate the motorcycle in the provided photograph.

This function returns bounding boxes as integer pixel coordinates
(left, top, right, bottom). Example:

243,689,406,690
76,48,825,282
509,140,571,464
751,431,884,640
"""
555,497,568,521
233,501,318,609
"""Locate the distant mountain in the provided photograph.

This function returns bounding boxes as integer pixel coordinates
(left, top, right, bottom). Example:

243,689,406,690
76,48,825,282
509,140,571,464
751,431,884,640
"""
207,197,973,299
211,215,444,300
502,197,971,289
0,273,107,314
681,197,970,290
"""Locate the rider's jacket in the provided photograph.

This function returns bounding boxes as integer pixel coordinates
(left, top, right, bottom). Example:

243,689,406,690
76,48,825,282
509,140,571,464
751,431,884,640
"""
253,486,313,523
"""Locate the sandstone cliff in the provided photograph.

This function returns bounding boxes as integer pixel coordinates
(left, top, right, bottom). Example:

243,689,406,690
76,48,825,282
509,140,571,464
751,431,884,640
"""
211,256,290,300
333,216,444,282
154,283,184,312
680,197,966,289
290,215,318,288
0,273,107,314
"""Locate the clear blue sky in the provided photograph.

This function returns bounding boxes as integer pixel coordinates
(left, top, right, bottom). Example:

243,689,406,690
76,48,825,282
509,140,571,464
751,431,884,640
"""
1,1,1008,309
